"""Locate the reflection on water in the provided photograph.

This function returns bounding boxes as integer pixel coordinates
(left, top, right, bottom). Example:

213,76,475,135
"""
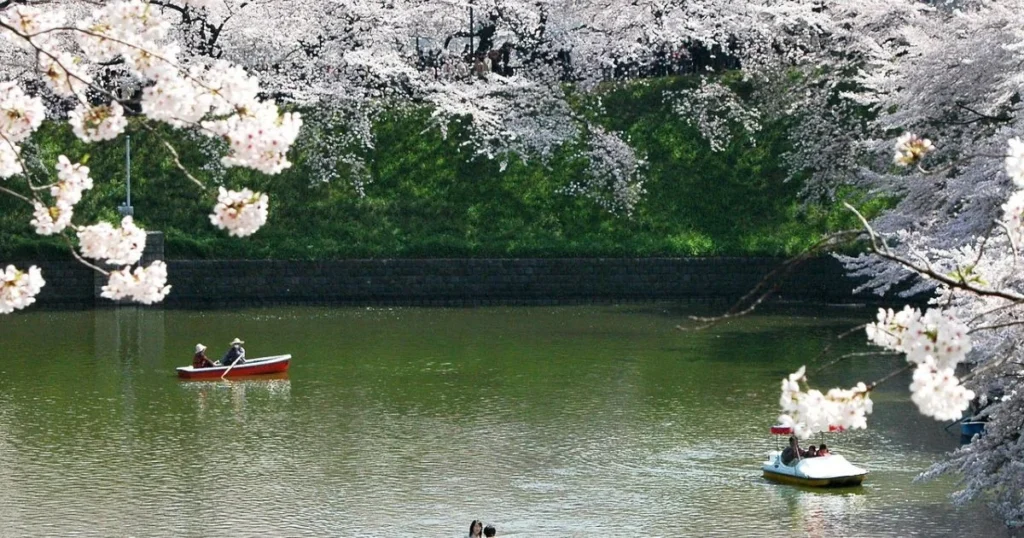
94,307,166,365
179,378,292,417
0,305,1013,536
769,486,868,538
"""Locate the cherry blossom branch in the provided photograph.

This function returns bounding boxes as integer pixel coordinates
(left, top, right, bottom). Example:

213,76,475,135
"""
961,350,1020,384
60,233,109,275
968,319,1024,334
0,183,32,204
679,229,864,330
845,202,1024,302
138,122,206,188
812,350,902,375
0,128,44,197
968,301,1024,325
782,321,872,375
10,21,224,99
864,363,915,392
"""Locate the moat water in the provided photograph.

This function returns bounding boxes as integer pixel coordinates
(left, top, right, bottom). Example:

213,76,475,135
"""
0,305,1010,536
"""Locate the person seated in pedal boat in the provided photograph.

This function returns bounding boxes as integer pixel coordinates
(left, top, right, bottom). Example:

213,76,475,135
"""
781,435,802,465
220,338,246,366
193,343,214,368
818,444,830,456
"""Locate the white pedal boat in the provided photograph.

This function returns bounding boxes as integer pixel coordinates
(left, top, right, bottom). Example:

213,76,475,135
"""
762,452,867,487
761,425,867,487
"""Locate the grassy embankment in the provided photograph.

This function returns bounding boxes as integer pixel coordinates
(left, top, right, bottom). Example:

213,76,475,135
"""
0,76,887,260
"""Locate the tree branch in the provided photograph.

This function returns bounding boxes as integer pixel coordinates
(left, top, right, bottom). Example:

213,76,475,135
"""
680,229,864,330
139,123,206,189
845,203,1024,302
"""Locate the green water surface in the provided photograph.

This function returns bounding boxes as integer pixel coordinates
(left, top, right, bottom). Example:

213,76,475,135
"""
0,305,1009,537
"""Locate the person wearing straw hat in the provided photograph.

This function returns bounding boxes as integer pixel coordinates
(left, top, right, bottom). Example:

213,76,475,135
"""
220,338,246,366
192,344,214,368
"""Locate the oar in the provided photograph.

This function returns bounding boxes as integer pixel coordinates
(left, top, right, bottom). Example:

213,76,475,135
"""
220,356,244,380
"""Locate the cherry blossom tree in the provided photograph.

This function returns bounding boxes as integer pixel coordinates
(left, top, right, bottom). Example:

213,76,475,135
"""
743,0,1024,526
131,0,836,208
0,0,845,313
0,0,301,311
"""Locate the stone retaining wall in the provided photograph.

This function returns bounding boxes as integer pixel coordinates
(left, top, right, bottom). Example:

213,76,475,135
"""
28,256,878,308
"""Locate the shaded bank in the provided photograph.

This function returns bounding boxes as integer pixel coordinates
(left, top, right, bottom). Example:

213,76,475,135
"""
32,256,880,308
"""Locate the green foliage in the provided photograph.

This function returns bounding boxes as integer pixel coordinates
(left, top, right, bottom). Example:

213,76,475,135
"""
0,77,890,261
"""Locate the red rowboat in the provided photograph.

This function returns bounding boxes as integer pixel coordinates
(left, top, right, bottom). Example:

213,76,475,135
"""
177,354,291,380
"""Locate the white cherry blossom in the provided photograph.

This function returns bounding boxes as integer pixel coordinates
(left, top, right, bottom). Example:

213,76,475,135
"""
909,362,975,421
901,308,972,371
777,366,873,439
866,306,971,372
0,82,45,143
39,52,92,98
0,5,65,48
30,201,73,236
76,1,173,63
1002,190,1024,246
0,264,44,314
893,133,934,167
202,103,303,174
1005,137,1024,187
0,143,22,179
50,155,93,206
77,216,146,265
101,260,171,304
0,82,43,178
865,305,919,351
68,102,127,142
209,186,269,237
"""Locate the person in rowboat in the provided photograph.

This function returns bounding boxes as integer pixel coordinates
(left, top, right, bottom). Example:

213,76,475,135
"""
193,344,215,368
220,338,246,366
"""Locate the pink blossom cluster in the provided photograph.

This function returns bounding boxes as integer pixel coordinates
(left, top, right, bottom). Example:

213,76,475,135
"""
209,187,269,237
1002,138,1024,245
77,216,147,266
777,366,874,439
0,264,45,314
30,201,73,236
910,365,976,422
0,5,64,49
101,260,171,304
51,155,94,206
893,132,934,167
69,102,128,142
0,1,306,310
203,103,303,175
0,82,45,178
866,306,975,420
39,52,92,98
76,1,173,66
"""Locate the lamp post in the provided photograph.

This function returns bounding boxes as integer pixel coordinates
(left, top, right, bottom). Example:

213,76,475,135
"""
118,135,133,217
